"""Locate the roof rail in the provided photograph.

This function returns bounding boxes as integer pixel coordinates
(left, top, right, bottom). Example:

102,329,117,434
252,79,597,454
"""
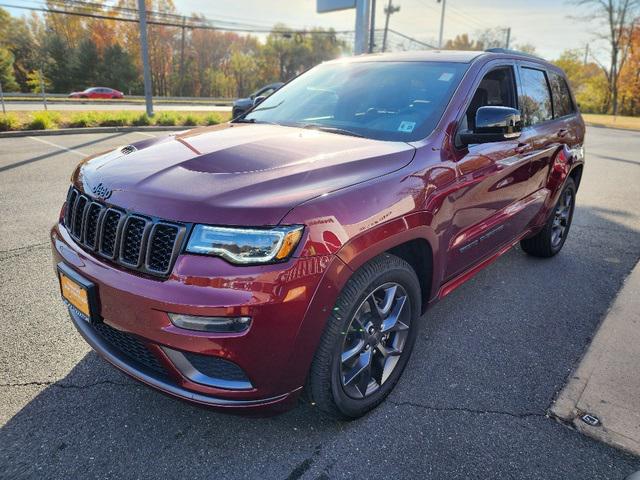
485,48,544,61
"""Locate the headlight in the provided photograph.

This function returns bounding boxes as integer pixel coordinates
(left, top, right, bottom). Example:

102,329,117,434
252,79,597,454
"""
185,225,304,264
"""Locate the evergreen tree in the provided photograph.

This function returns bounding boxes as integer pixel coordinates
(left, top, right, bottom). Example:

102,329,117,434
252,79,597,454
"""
100,44,137,93
44,35,73,93
72,38,99,89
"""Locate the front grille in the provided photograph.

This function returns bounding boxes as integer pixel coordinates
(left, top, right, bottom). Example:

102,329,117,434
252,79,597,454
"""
84,203,103,249
63,187,186,278
93,321,167,376
183,352,250,383
120,216,149,266
147,224,179,272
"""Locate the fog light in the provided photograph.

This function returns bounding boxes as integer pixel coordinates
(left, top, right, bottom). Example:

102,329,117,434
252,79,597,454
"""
168,313,251,333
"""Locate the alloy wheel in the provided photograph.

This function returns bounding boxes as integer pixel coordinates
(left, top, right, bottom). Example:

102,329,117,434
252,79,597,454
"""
551,188,574,248
339,283,411,399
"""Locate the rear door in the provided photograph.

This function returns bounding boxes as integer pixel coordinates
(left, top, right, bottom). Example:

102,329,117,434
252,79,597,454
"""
517,62,565,192
527,68,581,189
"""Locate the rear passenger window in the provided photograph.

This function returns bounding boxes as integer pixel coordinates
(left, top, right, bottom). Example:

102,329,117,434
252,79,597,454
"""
520,67,553,126
549,72,575,118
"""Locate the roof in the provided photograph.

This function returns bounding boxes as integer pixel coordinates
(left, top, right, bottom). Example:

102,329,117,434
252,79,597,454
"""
329,50,486,64
329,49,552,66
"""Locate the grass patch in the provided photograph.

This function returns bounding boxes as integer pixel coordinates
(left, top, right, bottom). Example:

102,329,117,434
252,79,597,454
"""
0,110,231,131
26,112,61,130
132,113,151,126
0,113,19,131
203,113,221,125
582,114,640,131
182,113,198,126
154,112,179,126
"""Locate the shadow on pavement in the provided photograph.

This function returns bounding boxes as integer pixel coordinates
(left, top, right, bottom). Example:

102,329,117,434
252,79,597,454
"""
1,206,639,480
0,132,130,173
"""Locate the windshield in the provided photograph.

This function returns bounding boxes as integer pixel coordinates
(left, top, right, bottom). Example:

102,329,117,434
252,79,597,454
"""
242,60,468,142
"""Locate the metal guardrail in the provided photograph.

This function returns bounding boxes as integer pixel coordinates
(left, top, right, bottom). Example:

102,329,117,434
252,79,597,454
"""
3,92,234,104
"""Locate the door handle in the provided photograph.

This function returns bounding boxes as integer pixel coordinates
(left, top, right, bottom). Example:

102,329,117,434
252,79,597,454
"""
558,128,568,138
515,143,531,154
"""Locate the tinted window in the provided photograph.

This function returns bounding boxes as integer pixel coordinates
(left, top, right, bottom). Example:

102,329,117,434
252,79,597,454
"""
520,67,553,126
244,61,468,141
461,66,517,132
549,72,574,118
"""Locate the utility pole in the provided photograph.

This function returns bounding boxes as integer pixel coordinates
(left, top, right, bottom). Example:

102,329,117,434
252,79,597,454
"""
354,0,371,54
368,0,376,53
584,43,589,65
137,0,154,117
382,0,400,52
437,0,446,49
505,27,511,49
179,15,186,97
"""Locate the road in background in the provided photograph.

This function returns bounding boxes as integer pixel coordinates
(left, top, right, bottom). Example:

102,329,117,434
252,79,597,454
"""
0,127,639,479
2,102,231,112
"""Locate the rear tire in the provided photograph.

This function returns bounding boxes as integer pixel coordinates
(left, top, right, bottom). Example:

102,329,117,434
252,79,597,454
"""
306,253,421,419
521,177,576,258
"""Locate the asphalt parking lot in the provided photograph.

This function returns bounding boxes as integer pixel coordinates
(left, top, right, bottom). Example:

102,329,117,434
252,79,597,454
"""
1,126,639,479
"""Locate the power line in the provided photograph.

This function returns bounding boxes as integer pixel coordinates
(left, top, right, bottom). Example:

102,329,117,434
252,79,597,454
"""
2,2,353,35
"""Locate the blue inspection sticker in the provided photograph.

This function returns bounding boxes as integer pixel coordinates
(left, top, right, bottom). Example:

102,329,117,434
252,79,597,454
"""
398,121,416,133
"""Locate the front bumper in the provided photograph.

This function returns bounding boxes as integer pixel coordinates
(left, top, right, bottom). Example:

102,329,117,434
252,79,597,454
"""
51,222,350,413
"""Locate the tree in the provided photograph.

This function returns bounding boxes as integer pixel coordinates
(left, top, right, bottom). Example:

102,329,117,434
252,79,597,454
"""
26,69,52,93
44,34,73,92
72,38,100,89
0,8,39,91
100,44,137,93
476,27,509,49
228,50,258,96
444,33,483,50
0,47,19,91
553,49,609,112
575,0,639,114
618,22,640,115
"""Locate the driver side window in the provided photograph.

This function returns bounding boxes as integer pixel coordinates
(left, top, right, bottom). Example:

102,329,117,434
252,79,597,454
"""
458,66,517,140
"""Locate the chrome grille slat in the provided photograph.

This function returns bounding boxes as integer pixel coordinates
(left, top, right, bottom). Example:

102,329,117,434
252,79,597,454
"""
62,187,184,278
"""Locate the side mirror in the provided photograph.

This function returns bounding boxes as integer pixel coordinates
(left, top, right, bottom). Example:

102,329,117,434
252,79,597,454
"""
460,106,522,145
253,95,267,107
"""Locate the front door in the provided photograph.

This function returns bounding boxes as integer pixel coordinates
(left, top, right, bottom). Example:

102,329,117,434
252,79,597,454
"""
444,64,542,280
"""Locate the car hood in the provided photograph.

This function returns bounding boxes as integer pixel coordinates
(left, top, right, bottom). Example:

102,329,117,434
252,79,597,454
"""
73,123,416,226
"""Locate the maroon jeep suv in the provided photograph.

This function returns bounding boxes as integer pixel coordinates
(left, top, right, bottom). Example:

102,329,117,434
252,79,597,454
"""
52,49,584,418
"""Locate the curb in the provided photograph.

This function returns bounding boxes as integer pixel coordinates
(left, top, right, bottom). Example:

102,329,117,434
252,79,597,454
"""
549,259,640,457
0,126,193,138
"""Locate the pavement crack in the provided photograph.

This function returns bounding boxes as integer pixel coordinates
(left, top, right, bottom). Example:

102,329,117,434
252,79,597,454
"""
0,379,137,390
388,400,546,419
0,241,50,261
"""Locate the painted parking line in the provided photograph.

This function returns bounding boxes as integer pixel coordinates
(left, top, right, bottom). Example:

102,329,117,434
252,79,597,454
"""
134,131,157,138
27,136,88,157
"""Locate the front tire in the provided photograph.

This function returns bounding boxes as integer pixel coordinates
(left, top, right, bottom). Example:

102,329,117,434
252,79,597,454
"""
306,253,421,419
521,177,576,257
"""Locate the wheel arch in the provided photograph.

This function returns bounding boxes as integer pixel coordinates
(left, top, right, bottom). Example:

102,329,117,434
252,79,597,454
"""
569,163,584,191
335,214,438,315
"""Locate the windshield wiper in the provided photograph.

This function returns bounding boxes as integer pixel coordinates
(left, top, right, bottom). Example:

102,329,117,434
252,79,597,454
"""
232,118,258,123
300,123,364,138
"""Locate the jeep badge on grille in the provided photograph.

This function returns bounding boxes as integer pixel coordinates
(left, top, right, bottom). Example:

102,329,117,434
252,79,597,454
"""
91,182,112,201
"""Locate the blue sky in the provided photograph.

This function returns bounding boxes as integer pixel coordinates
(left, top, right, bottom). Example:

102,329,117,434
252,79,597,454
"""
6,0,607,61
